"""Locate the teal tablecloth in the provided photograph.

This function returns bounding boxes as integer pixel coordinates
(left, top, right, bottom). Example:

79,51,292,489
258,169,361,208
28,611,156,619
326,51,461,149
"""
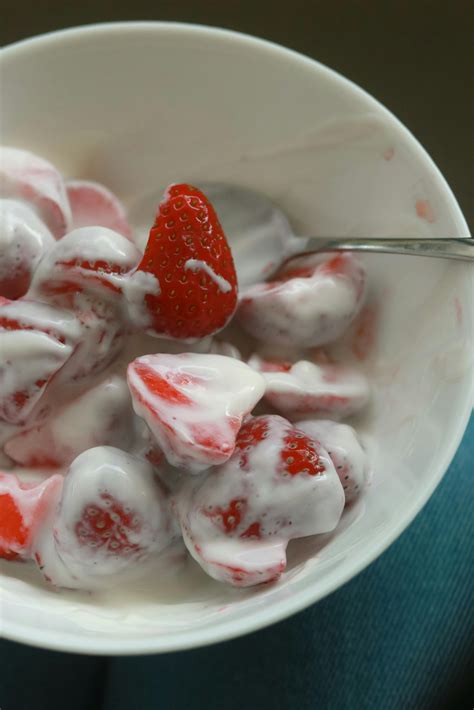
2,416,473,710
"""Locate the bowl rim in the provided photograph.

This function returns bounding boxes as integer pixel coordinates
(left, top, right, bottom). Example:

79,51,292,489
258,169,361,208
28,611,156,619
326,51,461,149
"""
1,20,472,656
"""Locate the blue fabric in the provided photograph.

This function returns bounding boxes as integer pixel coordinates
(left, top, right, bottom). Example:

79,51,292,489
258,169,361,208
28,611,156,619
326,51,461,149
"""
2,415,473,710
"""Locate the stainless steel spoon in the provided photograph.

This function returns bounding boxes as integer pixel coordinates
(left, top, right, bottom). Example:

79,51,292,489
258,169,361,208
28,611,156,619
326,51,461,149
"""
199,183,474,286
129,183,473,287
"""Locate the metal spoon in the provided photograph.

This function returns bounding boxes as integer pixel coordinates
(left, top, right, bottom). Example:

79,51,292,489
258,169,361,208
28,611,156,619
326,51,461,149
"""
129,183,473,287
199,183,474,286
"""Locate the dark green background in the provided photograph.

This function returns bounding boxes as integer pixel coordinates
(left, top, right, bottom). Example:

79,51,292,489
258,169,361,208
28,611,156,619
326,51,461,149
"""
1,0,472,229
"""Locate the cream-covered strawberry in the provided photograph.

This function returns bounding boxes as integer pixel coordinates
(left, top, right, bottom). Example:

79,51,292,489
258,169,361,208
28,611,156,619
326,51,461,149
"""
0,297,81,424
33,446,175,590
4,375,134,467
29,226,142,306
66,180,133,239
0,147,72,238
249,354,370,420
297,419,369,503
238,253,366,347
0,472,63,559
127,353,265,473
175,415,344,586
0,199,55,299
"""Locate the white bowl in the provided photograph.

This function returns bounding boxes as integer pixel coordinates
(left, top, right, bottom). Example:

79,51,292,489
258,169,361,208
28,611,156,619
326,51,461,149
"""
0,22,472,655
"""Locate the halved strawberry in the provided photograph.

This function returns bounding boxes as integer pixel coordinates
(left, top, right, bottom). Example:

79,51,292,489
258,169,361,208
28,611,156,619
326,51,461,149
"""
238,253,366,347
0,147,71,238
134,184,238,340
66,180,133,240
32,446,174,589
175,414,344,586
0,199,55,299
127,353,265,473
297,419,369,503
248,354,370,420
0,472,63,559
0,298,80,424
4,375,134,468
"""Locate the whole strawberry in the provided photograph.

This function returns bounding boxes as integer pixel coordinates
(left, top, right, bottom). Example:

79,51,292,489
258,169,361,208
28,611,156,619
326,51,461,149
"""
135,184,238,340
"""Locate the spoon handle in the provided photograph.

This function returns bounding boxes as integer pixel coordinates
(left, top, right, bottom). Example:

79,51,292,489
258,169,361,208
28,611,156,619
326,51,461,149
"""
296,237,474,262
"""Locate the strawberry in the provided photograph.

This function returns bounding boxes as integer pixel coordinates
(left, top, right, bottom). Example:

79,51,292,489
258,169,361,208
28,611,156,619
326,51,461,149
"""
0,472,63,559
4,375,134,468
238,252,366,347
134,184,238,340
0,147,72,238
297,419,369,503
0,199,55,299
29,226,141,305
175,414,344,586
127,353,265,473
66,180,133,240
0,298,80,424
32,446,174,590
248,355,370,420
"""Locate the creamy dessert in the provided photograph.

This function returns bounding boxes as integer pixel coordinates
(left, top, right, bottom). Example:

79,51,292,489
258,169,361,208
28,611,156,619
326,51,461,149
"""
0,147,369,590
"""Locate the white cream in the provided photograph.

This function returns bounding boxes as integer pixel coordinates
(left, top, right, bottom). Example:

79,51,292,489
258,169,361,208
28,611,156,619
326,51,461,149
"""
127,353,266,473
185,259,232,293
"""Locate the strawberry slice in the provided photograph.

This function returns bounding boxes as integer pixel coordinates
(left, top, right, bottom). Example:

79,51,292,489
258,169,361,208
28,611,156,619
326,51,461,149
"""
127,353,265,473
238,253,366,347
29,226,141,305
0,199,55,299
32,446,174,589
248,354,370,420
0,472,63,559
0,298,80,424
0,147,72,238
175,414,344,586
134,184,238,340
66,180,133,240
4,375,134,468
297,419,369,503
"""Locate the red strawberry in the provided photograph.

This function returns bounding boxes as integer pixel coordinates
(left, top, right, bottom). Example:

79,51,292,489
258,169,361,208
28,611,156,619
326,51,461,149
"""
0,147,72,238
248,354,370,420
0,298,80,424
135,184,238,340
0,472,63,560
0,199,55,299
66,180,133,240
296,419,369,503
29,227,141,304
4,375,133,468
238,252,366,348
33,446,174,589
175,414,344,587
127,353,265,473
